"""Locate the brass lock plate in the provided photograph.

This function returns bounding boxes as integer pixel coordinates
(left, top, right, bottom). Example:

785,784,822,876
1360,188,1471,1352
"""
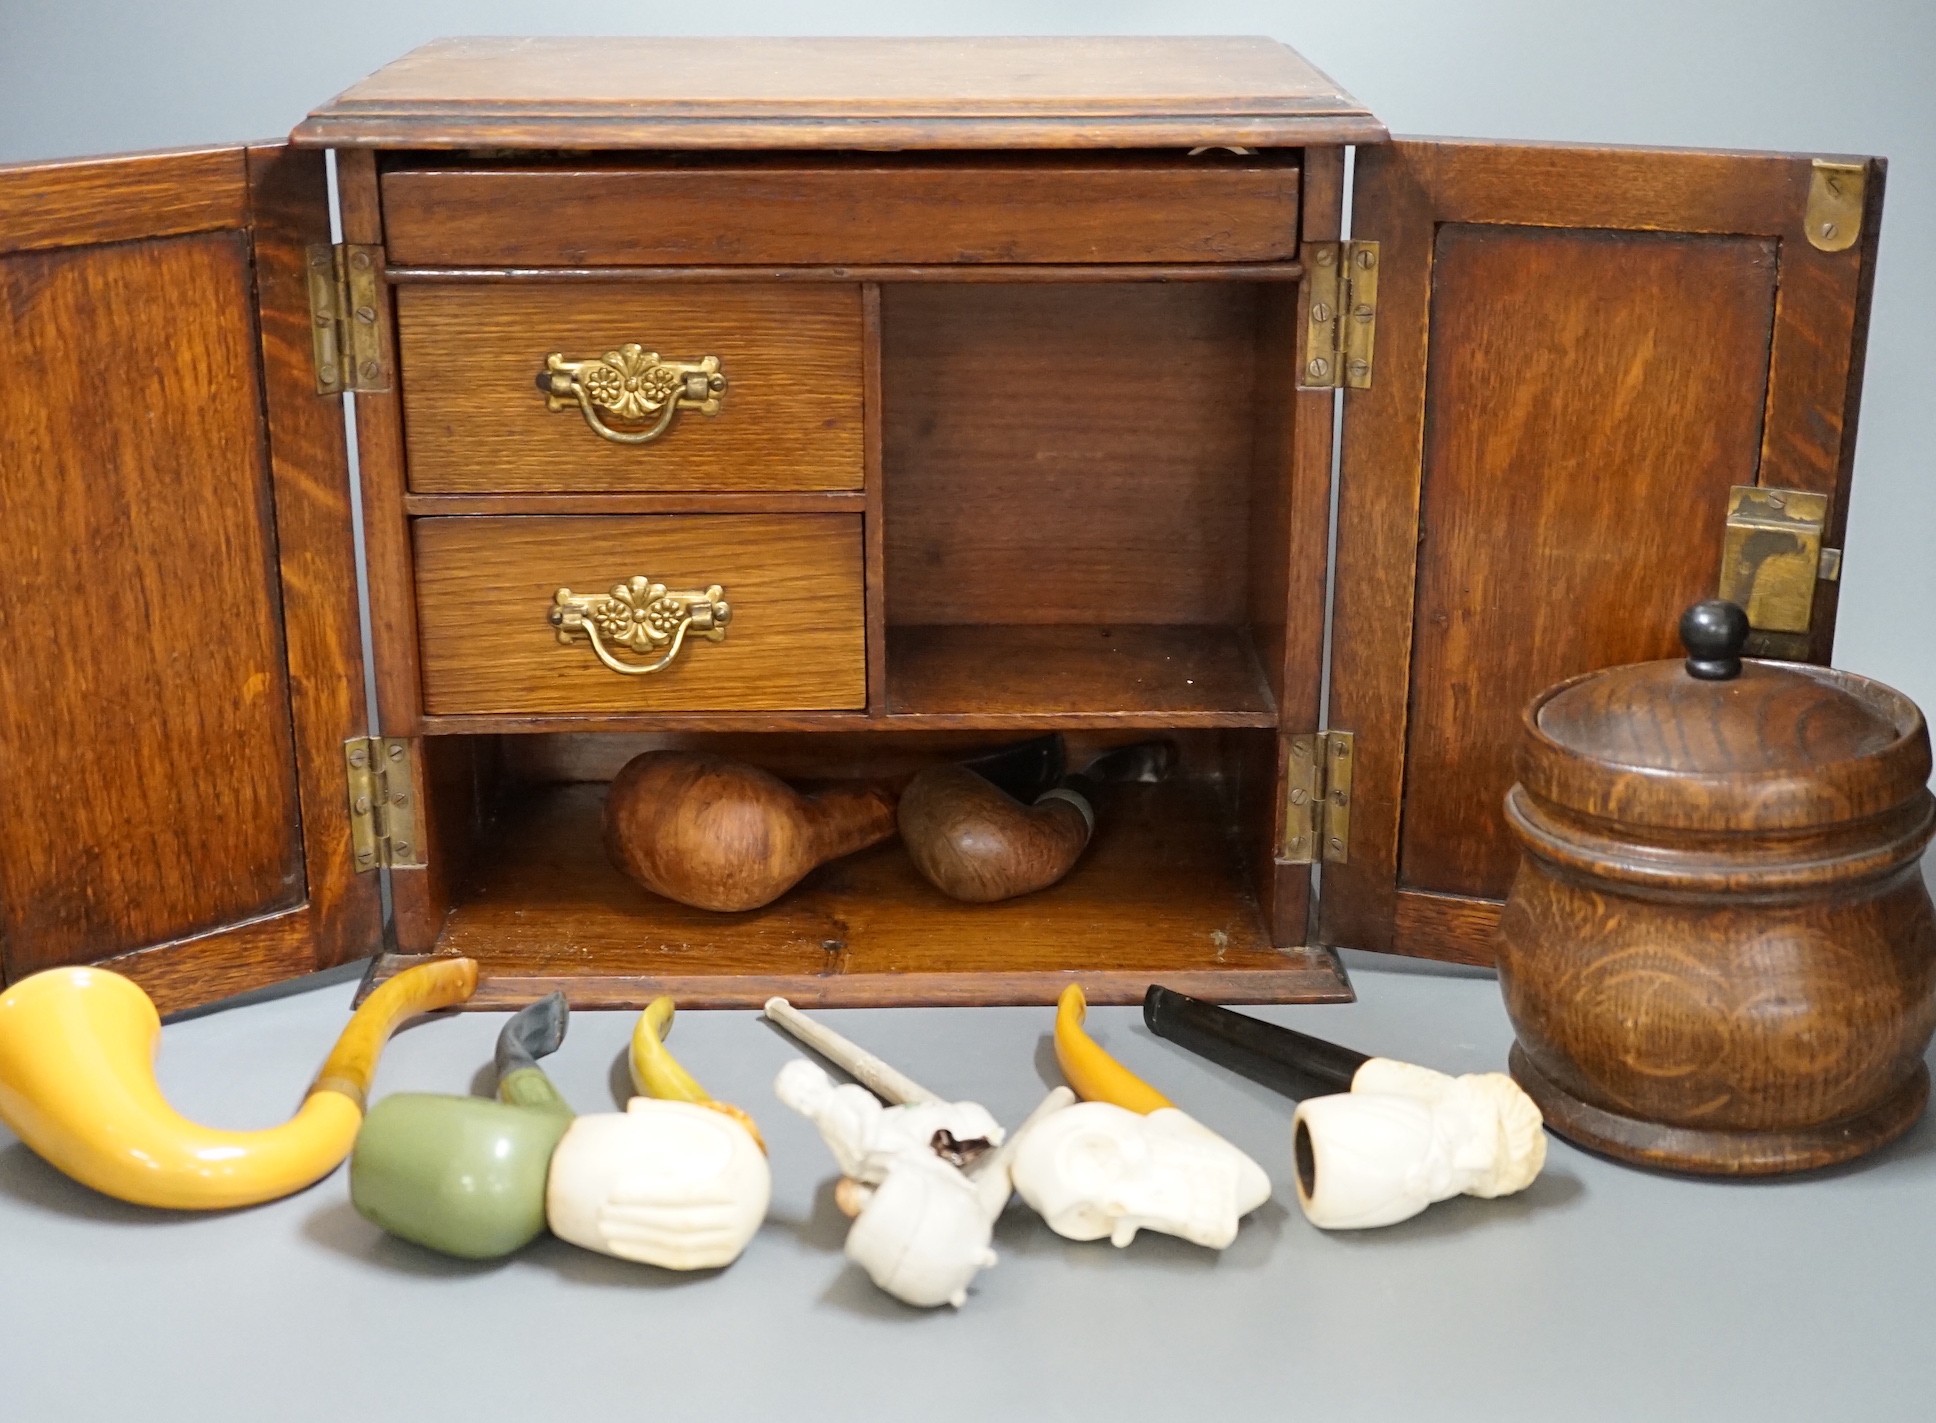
1718,486,1834,639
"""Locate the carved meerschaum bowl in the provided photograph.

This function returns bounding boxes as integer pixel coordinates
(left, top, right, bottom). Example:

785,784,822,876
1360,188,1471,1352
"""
1496,601,1936,1175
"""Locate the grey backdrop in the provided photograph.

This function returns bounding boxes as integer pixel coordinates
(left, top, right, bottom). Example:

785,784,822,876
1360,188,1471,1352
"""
3,0,1931,724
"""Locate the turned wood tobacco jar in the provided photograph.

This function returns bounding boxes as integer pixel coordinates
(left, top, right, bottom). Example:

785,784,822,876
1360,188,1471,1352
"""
1496,601,1936,1175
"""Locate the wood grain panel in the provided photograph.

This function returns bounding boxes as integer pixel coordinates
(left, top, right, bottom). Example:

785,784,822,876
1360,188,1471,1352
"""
97,909,323,1019
883,283,1259,625
372,779,1352,1008
1321,139,1883,961
244,143,384,970
381,156,1299,266
0,231,303,975
0,146,246,255
294,36,1384,150
887,625,1275,725
391,263,1306,285
1399,226,1777,901
1255,143,1347,947
1392,890,1502,969
414,515,866,714
397,283,863,493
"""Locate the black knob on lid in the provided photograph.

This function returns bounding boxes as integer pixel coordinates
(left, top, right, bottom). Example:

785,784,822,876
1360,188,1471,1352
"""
1680,599,1749,681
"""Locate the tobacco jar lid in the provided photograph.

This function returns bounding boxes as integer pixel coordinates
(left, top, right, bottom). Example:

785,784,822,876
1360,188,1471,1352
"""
1520,601,1931,832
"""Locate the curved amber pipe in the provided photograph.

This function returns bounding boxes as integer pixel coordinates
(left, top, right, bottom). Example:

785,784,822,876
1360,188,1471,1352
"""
1053,983,1173,1115
629,996,765,1152
0,958,477,1209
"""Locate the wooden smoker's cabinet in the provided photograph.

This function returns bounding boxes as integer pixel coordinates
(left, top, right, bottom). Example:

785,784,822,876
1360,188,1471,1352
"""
0,39,1884,1013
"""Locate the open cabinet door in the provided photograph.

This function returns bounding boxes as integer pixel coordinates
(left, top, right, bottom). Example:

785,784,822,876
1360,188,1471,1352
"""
0,145,380,1013
1321,138,1884,965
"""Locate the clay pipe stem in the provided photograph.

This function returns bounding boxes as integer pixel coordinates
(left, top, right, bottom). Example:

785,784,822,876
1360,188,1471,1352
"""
762,997,940,1106
1142,986,1370,1101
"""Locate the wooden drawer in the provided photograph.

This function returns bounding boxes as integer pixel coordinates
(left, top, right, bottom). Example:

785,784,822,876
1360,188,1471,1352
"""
395,283,864,493
414,514,866,714
380,154,1302,267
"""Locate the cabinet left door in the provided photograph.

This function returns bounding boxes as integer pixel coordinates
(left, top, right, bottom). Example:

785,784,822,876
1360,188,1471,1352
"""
0,144,380,1013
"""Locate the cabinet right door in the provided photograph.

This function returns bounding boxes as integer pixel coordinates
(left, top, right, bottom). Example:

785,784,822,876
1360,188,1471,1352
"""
1321,139,1884,964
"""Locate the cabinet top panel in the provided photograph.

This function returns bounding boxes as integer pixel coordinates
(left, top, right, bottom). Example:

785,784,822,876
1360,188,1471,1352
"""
292,36,1385,150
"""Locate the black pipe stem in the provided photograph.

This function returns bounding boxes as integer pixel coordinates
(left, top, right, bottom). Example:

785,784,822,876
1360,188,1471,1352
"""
1142,985,1369,1101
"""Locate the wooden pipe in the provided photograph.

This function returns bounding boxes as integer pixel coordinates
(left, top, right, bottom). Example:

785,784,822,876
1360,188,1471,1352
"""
0,958,477,1210
898,740,1176,902
605,750,898,912
605,736,1064,913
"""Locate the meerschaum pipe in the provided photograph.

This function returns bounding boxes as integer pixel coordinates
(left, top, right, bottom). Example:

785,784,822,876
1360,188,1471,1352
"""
1142,987,1547,1229
606,737,1066,913
350,994,575,1259
0,958,478,1210
765,997,1029,1308
841,1087,1074,1309
898,741,1176,903
545,997,770,1270
1011,985,1271,1250
765,996,1003,1179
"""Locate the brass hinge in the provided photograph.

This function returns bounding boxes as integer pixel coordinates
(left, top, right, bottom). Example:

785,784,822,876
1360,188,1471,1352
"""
306,243,391,395
1719,485,1840,658
1281,731,1354,865
1297,241,1379,390
344,736,424,872
1805,160,1865,253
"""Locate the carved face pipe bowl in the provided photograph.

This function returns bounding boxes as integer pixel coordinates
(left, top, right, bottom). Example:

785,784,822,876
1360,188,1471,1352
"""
1014,984,1271,1249
840,1088,1073,1309
898,740,1175,903
0,958,478,1210
350,993,575,1259
763,996,1024,1308
605,737,1066,913
1142,986,1546,1229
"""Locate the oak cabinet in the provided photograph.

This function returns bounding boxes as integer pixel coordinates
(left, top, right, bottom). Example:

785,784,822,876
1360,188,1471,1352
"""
0,38,1884,1011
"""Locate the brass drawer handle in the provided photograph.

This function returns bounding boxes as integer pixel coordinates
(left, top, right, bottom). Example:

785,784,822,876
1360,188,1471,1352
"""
536,345,727,445
549,576,732,675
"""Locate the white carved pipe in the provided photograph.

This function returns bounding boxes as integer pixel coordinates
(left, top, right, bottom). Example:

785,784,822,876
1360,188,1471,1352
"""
1140,987,1546,1232
775,1058,1003,1184
1009,1100,1273,1249
841,1088,1073,1309
545,1099,772,1269
1292,1063,1547,1230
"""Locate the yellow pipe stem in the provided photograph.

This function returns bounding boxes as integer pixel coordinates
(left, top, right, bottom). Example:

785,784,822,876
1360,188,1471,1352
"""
629,996,765,1152
0,958,476,1210
1053,983,1173,1115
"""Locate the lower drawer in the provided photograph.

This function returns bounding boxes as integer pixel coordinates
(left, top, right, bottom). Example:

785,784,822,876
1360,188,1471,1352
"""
414,514,866,715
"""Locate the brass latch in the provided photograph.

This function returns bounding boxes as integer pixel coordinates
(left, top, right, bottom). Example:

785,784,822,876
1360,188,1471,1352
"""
1298,241,1379,391
1719,486,1839,653
1281,731,1354,865
1805,160,1865,253
307,243,390,395
345,737,424,872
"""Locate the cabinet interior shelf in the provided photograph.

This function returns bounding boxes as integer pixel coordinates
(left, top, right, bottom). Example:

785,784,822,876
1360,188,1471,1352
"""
365,776,1347,1008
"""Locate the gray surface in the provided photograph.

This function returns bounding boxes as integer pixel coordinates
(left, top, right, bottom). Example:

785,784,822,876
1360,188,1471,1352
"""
6,948,1936,1423
1,0,1932,734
